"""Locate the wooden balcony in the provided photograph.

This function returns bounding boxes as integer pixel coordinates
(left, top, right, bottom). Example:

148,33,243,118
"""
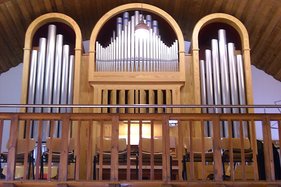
0,105,280,187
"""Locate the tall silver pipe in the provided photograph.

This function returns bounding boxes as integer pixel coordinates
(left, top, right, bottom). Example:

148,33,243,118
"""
218,29,231,114
35,38,47,113
28,50,38,113
52,34,63,113
228,43,240,137
131,15,135,72
205,49,214,113
121,30,124,71
152,20,159,35
43,24,56,112
135,11,140,25
67,55,74,113
237,54,248,137
116,17,122,37
211,39,222,113
61,45,70,113
127,21,131,72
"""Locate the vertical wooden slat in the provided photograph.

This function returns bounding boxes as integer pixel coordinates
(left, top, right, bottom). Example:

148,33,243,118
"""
126,120,131,180
250,119,259,181
111,116,119,181
157,90,163,113
227,119,234,181
47,120,54,181
86,120,93,180
110,90,117,113
278,120,281,177
200,120,206,180
6,115,19,180
128,90,134,113
99,122,104,180
239,120,246,180
35,120,43,180
177,120,183,181
0,120,4,158
262,117,275,181
138,120,143,180
75,120,81,180
23,120,31,180
102,89,108,113
149,90,155,113
59,116,70,181
212,116,223,181
140,90,146,113
119,90,125,113
150,120,154,180
188,121,194,181
162,116,170,182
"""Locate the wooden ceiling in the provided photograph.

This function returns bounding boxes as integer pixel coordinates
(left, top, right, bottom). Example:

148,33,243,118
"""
0,0,281,80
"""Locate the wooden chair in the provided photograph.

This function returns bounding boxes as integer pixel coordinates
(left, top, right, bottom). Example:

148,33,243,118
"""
0,138,36,179
40,138,75,179
93,138,128,180
182,137,213,180
221,137,253,178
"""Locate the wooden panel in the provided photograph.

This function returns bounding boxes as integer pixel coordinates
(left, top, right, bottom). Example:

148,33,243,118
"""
111,116,119,181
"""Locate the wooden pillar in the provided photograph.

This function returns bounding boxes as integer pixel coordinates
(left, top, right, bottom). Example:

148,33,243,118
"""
149,90,155,113
111,116,119,181
119,90,126,113
128,90,134,113
59,116,70,181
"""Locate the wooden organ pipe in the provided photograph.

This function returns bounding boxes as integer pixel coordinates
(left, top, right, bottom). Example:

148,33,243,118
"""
95,11,179,72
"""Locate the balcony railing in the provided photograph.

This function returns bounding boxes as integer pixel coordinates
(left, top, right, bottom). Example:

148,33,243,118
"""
0,104,280,185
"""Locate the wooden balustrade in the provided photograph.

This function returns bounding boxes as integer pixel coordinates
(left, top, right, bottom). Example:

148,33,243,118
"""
0,112,280,184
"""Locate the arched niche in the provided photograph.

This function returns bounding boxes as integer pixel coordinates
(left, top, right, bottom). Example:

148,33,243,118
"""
191,13,253,106
88,3,185,83
21,13,82,108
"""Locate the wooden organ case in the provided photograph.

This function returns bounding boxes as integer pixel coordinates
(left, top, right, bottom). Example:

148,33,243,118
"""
20,3,255,180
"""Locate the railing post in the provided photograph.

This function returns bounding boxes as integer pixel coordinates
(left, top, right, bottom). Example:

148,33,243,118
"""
212,115,223,181
262,116,275,181
162,115,171,182
6,115,19,181
59,115,70,181
111,115,119,181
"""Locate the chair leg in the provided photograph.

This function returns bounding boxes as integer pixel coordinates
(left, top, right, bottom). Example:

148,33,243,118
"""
182,155,187,180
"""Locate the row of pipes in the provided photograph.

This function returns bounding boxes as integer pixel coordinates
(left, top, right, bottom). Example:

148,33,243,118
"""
28,24,75,114
200,29,247,137
95,11,179,72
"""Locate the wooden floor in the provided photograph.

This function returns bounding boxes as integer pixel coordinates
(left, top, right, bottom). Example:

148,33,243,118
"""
1,181,281,187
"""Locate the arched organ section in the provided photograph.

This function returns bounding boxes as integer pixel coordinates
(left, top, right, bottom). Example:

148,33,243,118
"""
95,11,179,72
198,24,249,137
28,24,75,113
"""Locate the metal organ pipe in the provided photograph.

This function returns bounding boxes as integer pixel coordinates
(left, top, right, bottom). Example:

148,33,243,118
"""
43,25,56,113
67,55,75,113
61,45,70,113
28,50,38,113
35,38,47,113
52,34,63,113
199,29,248,137
95,11,179,72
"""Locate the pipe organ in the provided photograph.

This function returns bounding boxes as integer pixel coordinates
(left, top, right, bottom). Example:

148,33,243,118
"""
28,24,75,114
199,29,248,137
95,11,179,72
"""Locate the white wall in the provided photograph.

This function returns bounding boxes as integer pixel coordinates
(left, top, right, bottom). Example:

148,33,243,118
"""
0,63,280,141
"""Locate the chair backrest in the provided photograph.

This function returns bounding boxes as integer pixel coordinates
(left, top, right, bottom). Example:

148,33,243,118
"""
96,138,127,153
220,137,251,150
7,139,36,154
141,138,162,154
184,137,213,152
46,137,75,153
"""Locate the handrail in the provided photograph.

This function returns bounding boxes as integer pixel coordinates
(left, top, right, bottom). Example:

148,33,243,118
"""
0,104,281,109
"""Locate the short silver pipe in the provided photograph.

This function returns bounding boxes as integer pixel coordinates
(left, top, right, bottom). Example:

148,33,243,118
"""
67,55,75,113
